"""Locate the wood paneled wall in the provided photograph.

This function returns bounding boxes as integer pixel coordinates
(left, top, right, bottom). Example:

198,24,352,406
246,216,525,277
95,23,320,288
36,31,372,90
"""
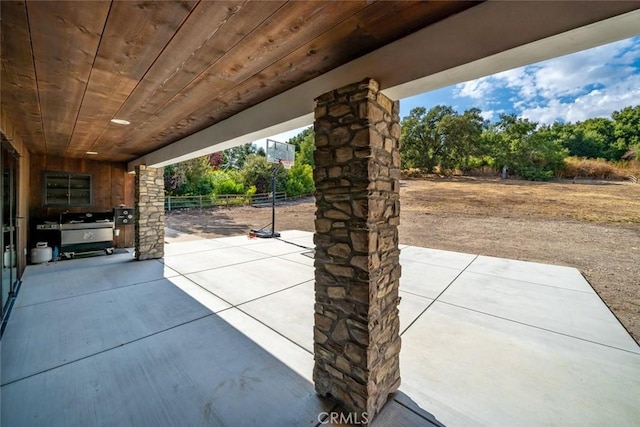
29,155,135,248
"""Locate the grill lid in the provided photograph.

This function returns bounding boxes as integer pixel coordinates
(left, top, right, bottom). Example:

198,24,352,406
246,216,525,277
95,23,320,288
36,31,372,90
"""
60,211,113,224
60,222,114,230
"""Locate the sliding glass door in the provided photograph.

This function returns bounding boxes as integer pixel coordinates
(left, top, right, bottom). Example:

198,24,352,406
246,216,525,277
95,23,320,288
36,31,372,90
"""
1,141,19,317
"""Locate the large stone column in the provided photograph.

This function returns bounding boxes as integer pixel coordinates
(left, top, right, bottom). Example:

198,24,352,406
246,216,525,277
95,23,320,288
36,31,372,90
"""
313,78,401,420
134,165,165,260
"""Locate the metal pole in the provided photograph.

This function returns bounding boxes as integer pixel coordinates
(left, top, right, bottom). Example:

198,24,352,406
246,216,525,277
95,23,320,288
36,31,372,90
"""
271,166,276,237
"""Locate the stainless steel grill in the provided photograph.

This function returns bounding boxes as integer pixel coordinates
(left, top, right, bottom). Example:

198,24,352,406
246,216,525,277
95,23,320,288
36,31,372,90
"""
60,221,114,246
36,212,115,259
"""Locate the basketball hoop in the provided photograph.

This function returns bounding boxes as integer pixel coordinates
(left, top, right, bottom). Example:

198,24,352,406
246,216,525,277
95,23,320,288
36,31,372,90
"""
266,139,295,169
249,139,296,238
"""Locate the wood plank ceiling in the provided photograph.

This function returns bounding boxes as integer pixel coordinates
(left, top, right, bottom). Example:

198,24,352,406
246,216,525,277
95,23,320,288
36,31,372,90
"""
1,0,477,163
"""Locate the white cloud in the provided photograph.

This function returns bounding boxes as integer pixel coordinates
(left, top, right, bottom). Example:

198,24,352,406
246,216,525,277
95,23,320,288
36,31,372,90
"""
618,48,640,65
454,77,493,100
452,36,640,123
480,109,501,121
529,43,635,100
493,67,538,100
521,73,640,123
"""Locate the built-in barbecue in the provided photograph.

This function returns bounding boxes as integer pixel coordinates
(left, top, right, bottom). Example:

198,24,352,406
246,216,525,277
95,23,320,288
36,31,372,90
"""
36,211,115,259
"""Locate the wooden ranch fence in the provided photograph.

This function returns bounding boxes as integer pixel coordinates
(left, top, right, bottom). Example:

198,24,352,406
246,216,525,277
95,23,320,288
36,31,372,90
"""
165,192,294,211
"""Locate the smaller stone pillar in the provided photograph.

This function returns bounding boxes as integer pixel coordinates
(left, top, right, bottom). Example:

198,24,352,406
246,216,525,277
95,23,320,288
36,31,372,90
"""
313,78,401,421
134,165,165,260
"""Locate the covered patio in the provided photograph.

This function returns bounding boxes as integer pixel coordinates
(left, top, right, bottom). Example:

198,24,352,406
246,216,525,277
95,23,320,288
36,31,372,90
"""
2,1,640,424
2,230,638,426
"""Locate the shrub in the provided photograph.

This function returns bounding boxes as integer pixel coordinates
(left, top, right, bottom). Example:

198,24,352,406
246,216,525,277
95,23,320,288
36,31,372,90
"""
240,154,288,193
520,167,555,181
210,170,245,195
286,163,314,196
214,179,244,195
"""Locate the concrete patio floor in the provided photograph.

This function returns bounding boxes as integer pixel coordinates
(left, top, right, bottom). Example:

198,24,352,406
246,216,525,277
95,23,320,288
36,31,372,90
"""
2,230,639,426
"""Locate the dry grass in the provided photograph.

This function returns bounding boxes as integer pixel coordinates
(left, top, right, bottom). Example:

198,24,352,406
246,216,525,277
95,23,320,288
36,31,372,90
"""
401,177,640,223
619,159,640,178
560,157,640,181
404,158,640,182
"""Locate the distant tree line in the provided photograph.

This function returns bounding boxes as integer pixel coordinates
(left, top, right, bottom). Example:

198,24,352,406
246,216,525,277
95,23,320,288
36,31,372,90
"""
401,105,639,180
164,104,638,194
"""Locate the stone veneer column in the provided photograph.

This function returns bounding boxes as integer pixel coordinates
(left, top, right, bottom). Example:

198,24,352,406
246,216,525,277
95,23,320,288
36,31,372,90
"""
313,78,401,420
135,165,165,260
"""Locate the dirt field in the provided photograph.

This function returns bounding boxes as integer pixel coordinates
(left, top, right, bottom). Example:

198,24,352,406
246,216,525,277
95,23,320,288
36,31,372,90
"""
166,177,640,343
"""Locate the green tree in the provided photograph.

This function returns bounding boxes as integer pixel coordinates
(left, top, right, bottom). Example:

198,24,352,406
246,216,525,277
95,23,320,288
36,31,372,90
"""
240,154,288,194
287,127,314,153
164,156,215,195
579,117,616,159
223,143,257,169
284,126,315,166
478,127,506,169
185,156,214,194
438,107,485,171
484,114,567,181
298,132,315,167
163,163,186,195
523,126,569,180
562,126,607,159
400,105,484,173
612,105,640,159
400,105,453,172
484,114,537,170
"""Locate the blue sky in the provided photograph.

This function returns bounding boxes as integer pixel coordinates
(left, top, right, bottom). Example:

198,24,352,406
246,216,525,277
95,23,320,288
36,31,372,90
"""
260,35,640,146
401,35,640,124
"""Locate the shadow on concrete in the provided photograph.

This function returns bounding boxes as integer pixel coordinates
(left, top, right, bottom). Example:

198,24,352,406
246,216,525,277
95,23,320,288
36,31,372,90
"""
166,210,250,236
1,260,334,426
391,391,445,427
